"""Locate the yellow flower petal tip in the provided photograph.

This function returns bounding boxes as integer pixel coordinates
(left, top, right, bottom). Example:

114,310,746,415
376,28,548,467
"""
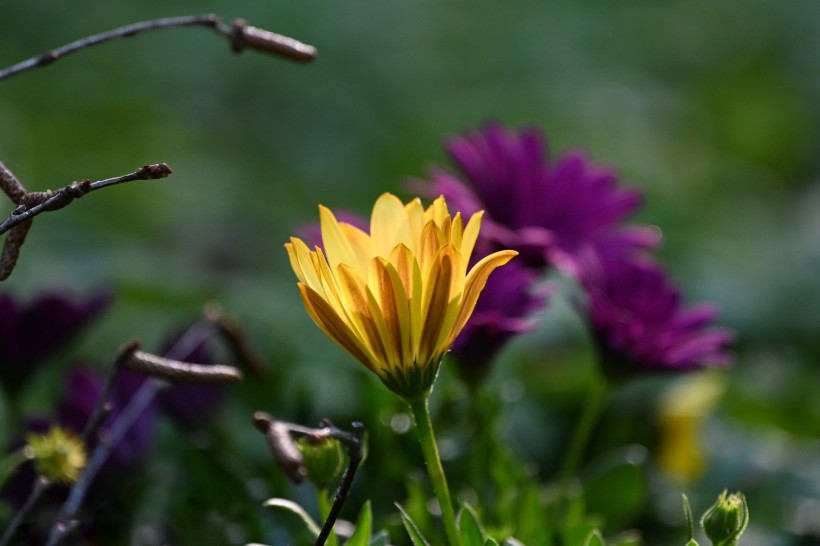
285,193,516,399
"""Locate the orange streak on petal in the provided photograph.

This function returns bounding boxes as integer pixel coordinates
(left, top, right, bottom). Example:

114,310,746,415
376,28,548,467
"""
298,283,377,371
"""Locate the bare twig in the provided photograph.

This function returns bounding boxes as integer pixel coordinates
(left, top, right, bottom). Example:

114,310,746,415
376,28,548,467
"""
0,163,172,280
123,348,244,383
253,413,308,483
314,420,364,546
0,13,316,83
0,163,172,236
252,414,365,546
0,476,49,546
0,161,32,281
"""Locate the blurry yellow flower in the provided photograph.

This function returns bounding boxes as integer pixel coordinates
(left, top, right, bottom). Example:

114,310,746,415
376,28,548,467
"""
657,372,725,483
26,426,87,484
285,193,517,398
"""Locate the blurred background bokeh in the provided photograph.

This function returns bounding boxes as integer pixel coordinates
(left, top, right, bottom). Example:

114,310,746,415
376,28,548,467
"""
1,1,819,544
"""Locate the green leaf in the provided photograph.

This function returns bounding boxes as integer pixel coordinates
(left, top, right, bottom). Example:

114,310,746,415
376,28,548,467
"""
682,494,695,541
583,530,606,546
396,502,432,546
458,503,486,546
485,539,500,546
369,530,390,546
561,523,599,546
404,475,433,538
685,541,700,546
503,539,527,546
263,498,321,537
346,501,372,546
515,483,551,545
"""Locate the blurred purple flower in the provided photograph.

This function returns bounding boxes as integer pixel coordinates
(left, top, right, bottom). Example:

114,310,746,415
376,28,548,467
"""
451,260,550,386
581,255,734,375
415,123,660,275
59,368,156,469
0,290,111,391
158,330,225,429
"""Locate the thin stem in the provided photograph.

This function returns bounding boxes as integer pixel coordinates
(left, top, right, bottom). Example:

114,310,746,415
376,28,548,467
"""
0,163,172,236
315,487,338,546
313,422,364,546
0,14,315,83
0,476,48,546
407,396,461,546
558,376,608,489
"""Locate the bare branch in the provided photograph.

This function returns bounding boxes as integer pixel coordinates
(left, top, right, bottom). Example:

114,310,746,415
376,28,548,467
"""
253,413,307,483
0,163,172,236
0,14,316,83
0,161,28,204
122,349,244,384
0,218,32,281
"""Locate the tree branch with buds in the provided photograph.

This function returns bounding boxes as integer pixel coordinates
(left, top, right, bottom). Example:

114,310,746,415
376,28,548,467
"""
0,162,173,280
0,13,315,83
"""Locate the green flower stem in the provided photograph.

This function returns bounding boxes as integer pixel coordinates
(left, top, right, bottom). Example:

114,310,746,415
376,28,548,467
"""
408,395,462,546
559,376,608,487
316,487,338,546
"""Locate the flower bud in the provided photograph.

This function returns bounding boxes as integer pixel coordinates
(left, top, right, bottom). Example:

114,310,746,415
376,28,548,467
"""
296,437,344,489
701,490,749,545
26,426,87,484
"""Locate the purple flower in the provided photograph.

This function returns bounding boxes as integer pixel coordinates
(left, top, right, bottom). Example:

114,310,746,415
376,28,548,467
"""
0,290,111,391
581,255,734,374
158,330,225,429
415,123,659,275
450,260,550,386
59,368,156,469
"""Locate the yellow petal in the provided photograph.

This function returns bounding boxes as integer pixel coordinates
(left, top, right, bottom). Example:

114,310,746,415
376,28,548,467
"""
369,257,411,367
389,244,424,360
298,283,377,371
371,193,411,258
340,222,372,276
286,238,323,295
320,205,358,272
424,195,449,225
460,211,484,266
337,264,392,369
404,198,425,251
311,247,346,316
418,245,455,365
448,250,518,345
418,220,444,276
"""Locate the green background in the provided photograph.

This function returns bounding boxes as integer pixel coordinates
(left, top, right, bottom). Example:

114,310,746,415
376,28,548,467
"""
1,1,819,544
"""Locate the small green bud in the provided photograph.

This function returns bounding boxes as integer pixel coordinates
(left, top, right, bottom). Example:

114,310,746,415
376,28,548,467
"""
296,437,344,489
701,490,749,546
27,426,87,484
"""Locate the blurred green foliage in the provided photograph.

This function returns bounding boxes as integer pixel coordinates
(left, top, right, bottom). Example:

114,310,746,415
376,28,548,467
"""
1,1,819,545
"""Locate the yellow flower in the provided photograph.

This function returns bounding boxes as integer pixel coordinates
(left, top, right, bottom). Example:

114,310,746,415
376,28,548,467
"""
657,372,724,483
26,426,87,484
285,193,517,398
